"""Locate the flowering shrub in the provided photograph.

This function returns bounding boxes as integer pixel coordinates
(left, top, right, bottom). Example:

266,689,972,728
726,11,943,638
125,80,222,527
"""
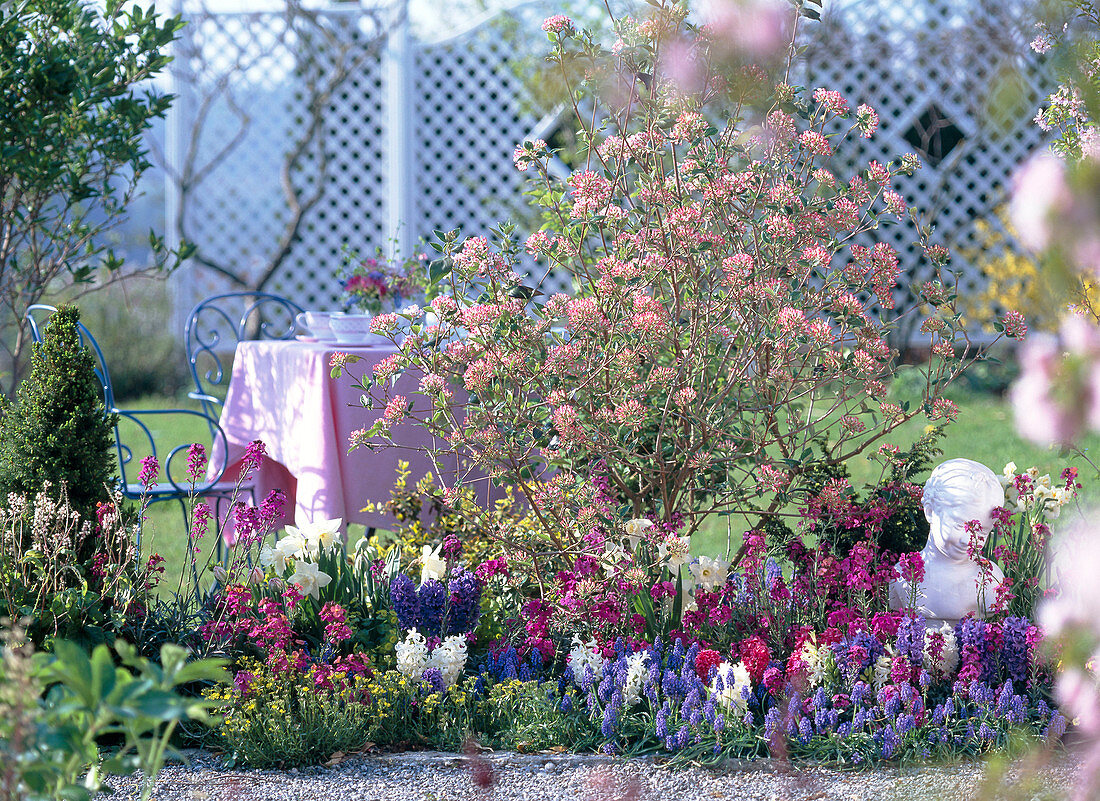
337,3,1022,583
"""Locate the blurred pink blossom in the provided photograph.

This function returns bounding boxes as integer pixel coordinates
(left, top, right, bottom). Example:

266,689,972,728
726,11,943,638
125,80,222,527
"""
1040,512,1100,637
700,0,791,61
1011,316,1100,445
1057,668,1100,735
1009,153,1071,252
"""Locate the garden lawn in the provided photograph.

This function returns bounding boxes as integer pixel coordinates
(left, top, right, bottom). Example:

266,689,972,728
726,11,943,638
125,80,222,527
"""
124,390,1100,587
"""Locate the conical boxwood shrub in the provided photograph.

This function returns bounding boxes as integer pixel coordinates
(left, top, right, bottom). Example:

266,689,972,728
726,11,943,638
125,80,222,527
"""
0,305,118,554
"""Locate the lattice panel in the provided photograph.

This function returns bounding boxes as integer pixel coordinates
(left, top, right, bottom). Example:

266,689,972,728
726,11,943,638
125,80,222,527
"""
802,0,1055,342
412,9,572,297
268,13,389,309
171,7,390,317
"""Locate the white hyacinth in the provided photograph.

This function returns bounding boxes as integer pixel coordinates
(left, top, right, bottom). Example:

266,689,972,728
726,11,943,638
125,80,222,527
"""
799,640,828,688
427,634,469,689
396,628,429,682
396,630,468,690
622,651,649,706
711,660,752,716
568,635,607,686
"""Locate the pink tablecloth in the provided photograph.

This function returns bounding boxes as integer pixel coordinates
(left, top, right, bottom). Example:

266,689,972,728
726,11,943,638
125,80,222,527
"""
211,340,462,532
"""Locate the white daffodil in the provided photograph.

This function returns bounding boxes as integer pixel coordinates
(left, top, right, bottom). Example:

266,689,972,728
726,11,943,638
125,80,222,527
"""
689,555,730,591
302,517,343,555
602,542,630,577
623,518,654,550
276,530,308,560
420,543,446,583
259,544,289,574
872,653,892,692
1001,462,1017,483
288,560,332,599
1034,483,1056,503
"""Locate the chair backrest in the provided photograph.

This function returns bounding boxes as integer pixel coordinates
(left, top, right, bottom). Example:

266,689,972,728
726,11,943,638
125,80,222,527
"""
25,305,230,498
185,291,304,419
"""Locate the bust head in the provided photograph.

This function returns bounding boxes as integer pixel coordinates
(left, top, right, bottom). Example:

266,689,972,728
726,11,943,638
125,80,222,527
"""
922,458,1004,563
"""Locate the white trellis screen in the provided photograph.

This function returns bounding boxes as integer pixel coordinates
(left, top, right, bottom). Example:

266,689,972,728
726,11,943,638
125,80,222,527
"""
167,0,1053,338
802,0,1054,343
166,0,568,325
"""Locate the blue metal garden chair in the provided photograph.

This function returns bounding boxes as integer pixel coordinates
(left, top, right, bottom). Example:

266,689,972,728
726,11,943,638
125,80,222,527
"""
25,305,246,580
184,291,304,423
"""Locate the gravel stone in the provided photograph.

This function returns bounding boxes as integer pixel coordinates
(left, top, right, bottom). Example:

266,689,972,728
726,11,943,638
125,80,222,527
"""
94,748,1082,801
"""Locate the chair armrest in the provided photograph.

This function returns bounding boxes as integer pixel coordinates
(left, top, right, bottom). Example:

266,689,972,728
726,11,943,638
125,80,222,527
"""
187,390,222,406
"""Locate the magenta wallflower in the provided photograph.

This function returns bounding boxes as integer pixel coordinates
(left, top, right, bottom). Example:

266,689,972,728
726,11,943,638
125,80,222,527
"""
138,455,159,488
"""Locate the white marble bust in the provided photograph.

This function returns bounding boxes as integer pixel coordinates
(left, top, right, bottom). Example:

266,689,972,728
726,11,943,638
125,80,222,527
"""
889,458,1005,626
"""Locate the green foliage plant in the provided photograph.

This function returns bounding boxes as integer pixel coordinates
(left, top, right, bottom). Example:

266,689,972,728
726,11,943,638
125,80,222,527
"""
0,629,226,801
0,483,145,649
0,0,188,389
206,662,598,768
0,305,117,546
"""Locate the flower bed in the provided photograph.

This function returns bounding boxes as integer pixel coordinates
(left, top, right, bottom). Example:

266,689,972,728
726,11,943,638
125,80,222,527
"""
182,457,1072,771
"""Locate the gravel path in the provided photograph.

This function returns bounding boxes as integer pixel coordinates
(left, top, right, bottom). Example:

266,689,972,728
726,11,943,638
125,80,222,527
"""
98,748,1083,801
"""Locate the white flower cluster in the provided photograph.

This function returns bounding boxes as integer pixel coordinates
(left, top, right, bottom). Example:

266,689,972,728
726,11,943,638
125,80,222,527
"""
394,629,469,689
1000,463,1072,518
420,543,446,583
258,518,343,598
711,660,752,716
873,653,892,692
567,635,608,686
798,638,829,688
622,651,649,706
600,519,690,579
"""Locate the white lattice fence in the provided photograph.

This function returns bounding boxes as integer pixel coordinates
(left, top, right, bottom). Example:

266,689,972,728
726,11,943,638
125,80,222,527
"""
167,0,569,322
167,0,1054,331
803,0,1054,341
169,4,395,318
